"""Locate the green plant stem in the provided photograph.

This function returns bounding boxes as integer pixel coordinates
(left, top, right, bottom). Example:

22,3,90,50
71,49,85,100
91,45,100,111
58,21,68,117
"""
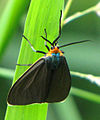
0,67,14,79
52,96,82,120
62,0,73,26
71,87,100,104
71,71,100,86
0,0,30,58
64,2,100,24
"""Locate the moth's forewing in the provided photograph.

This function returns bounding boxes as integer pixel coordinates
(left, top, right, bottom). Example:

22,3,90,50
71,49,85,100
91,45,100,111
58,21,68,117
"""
45,56,71,102
7,58,47,105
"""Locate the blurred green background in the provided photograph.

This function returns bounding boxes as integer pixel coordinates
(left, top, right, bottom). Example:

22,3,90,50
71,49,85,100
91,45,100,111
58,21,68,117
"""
0,0,100,120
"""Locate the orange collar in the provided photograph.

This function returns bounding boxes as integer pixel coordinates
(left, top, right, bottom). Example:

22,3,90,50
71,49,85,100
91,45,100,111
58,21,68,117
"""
46,46,63,57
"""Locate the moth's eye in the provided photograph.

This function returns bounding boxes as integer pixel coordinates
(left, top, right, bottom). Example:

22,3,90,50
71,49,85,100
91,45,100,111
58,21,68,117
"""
61,50,64,53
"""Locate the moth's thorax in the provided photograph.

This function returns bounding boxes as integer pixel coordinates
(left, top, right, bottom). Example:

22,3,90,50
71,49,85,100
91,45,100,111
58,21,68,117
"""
45,46,64,69
46,46,63,57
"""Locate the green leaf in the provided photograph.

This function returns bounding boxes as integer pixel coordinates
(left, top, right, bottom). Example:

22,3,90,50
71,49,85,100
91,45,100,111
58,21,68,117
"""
50,96,82,120
0,0,30,58
64,2,100,24
71,87,100,104
0,67,14,80
5,0,64,120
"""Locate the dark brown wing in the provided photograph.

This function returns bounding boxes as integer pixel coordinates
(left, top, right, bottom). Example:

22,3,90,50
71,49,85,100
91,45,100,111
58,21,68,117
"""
45,56,71,102
7,58,49,105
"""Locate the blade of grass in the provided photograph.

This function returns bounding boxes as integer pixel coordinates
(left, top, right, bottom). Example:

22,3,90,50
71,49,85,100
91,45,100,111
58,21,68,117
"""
0,0,30,58
5,0,64,120
71,71,100,86
51,96,82,120
0,67,14,80
62,0,73,26
71,87,100,104
64,2,100,24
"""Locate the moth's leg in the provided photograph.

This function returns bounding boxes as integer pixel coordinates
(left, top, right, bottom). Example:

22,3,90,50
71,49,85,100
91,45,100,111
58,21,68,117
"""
22,35,46,54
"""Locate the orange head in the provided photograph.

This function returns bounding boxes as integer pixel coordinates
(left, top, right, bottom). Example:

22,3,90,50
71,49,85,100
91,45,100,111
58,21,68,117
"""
46,46,63,57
